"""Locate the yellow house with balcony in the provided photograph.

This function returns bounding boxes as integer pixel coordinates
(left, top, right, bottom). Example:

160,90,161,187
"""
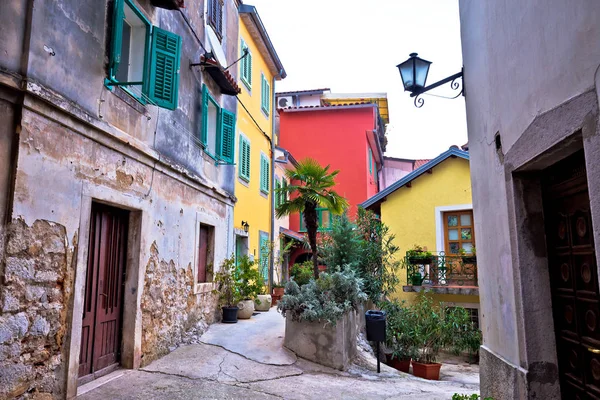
361,147,480,327
235,5,286,285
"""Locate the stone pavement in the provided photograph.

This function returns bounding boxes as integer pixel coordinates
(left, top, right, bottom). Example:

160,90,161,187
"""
78,308,480,399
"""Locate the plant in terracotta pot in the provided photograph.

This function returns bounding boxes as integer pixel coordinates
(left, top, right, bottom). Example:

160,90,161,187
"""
406,245,433,265
236,255,263,319
408,291,448,380
380,300,418,373
446,306,482,364
272,281,286,304
212,256,242,323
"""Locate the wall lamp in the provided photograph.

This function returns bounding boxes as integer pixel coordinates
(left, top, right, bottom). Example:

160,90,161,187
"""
241,221,250,233
397,53,463,108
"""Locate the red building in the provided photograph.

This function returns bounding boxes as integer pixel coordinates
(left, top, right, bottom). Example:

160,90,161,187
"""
276,91,389,264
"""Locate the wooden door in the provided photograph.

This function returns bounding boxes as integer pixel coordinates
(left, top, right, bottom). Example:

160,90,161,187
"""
543,150,600,399
79,203,129,380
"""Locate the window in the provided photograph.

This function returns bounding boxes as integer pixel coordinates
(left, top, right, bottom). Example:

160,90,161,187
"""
443,210,475,254
201,85,236,162
238,135,250,181
448,306,479,330
108,0,181,110
261,74,270,115
240,39,252,89
197,224,214,283
260,154,270,194
368,147,373,176
299,208,332,232
207,0,223,39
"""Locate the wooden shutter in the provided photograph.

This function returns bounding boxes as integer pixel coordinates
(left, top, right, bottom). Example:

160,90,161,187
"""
109,0,125,79
260,154,269,193
275,179,281,208
238,136,250,181
368,148,373,175
261,75,270,114
200,85,208,145
148,27,181,110
247,52,253,86
219,109,235,162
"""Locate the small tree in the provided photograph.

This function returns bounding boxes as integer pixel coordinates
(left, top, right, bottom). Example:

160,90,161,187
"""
320,212,361,272
275,158,348,279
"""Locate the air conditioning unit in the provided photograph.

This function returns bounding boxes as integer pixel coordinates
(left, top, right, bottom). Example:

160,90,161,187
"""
278,96,294,108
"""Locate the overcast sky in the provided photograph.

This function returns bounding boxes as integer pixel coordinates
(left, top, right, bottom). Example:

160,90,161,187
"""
246,0,468,159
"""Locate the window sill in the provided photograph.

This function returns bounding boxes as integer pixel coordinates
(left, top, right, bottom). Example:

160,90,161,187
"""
238,176,250,187
241,79,251,92
105,80,148,115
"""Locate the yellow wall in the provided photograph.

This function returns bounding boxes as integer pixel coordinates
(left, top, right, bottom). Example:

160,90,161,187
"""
380,156,479,305
234,20,274,261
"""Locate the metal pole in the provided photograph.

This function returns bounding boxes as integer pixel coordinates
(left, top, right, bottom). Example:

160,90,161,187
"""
377,341,380,373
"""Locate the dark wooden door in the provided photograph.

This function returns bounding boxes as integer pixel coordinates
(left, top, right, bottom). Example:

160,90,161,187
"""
543,150,600,399
79,203,129,380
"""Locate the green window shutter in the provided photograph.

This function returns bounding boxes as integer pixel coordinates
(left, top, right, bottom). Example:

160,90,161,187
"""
238,136,249,180
259,233,269,283
275,179,281,208
200,85,209,145
219,109,235,162
110,0,125,79
247,52,252,86
261,75,270,114
260,154,269,193
368,148,373,175
300,212,305,232
240,39,252,87
244,139,250,180
147,27,181,110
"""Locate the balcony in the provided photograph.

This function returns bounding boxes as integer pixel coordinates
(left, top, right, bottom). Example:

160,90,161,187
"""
403,253,479,296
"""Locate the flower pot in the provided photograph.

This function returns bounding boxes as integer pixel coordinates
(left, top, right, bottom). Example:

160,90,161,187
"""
222,306,239,323
273,287,285,297
411,361,442,380
408,256,432,265
237,299,255,319
389,356,411,373
255,294,272,311
461,256,477,264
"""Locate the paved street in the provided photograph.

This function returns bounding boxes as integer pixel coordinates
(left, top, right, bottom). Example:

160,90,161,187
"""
77,310,479,399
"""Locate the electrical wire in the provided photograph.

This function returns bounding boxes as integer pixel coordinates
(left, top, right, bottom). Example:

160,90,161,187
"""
236,96,272,145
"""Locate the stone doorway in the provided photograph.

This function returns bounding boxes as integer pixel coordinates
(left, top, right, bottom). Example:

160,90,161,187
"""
78,203,129,385
542,150,600,398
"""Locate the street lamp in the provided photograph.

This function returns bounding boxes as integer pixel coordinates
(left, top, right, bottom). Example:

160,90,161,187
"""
396,53,463,108
241,221,250,233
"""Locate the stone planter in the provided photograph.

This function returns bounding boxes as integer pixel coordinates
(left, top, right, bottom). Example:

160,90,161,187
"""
284,310,357,370
255,294,272,311
237,299,254,319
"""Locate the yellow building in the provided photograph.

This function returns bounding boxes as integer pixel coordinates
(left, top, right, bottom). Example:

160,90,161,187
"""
235,5,286,285
361,147,480,324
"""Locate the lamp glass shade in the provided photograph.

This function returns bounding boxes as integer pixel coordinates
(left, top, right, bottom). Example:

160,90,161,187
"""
397,53,431,92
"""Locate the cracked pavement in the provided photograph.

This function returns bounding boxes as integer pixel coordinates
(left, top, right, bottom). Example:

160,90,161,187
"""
77,310,480,399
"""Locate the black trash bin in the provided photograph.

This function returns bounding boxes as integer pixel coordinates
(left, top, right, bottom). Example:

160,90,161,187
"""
365,310,386,343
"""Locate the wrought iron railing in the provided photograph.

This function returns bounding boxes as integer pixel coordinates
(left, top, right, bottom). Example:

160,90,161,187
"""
406,252,477,287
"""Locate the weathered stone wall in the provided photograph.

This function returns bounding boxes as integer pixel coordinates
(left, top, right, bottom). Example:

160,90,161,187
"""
0,219,75,399
140,242,218,367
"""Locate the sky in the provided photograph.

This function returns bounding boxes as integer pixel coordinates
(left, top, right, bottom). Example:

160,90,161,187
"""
246,0,468,159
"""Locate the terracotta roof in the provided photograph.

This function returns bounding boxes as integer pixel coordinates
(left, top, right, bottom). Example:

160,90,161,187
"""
413,159,431,169
278,102,374,111
200,55,241,95
277,88,330,96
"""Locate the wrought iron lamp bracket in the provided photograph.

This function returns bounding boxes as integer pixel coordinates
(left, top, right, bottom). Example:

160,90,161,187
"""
410,70,464,108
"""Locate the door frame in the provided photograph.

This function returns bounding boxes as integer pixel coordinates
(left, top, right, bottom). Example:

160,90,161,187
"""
65,184,146,399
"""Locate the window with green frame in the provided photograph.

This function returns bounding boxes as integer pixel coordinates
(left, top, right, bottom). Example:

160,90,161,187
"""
368,147,373,176
238,135,250,181
299,208,332,232
106,0,181,110
274,178,281,208
240,39,252,89
261,74,270,115
201,84,235,162
260,154,270,194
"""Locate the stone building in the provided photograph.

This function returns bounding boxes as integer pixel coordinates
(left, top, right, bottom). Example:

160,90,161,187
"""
459,1,600,399
0,0,244,398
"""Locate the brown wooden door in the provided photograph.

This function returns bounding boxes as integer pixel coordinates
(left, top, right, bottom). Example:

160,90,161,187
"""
79,203,129,380
543,150,600,399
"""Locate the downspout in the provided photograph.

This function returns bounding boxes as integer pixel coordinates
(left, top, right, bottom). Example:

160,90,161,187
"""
269,68,284,291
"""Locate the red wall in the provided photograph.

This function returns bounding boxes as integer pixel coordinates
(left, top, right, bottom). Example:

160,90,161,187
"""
280,107,380,231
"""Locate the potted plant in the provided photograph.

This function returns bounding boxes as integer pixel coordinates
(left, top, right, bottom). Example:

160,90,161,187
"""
458,247,477,264
272,281,286,304
409,291,447,380
380,300,418,373
255,269,272,311
212,256,241,323
236,255,263,319
406,245,433,265
446,307,482,364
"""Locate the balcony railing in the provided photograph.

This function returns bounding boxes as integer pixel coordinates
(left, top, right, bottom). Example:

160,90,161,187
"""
406,252,478,288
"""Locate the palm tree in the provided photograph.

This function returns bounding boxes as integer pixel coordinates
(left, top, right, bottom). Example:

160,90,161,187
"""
276,158,348,279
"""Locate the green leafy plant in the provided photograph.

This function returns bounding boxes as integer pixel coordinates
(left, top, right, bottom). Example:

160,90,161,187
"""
319,212,361,272
406,291,449,364
406,244,433,262
275,158,349,279
212,256,241,307
277,267,367,325
379,300,419,361
236,255,263,300
446,307,482,363
354,207,401,303
290,261,313,286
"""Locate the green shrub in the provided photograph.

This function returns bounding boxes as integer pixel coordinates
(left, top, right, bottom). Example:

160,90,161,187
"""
319,212,361,271
236,255,263,300
290,261,313,286
277,267,367,325
212,256,242,307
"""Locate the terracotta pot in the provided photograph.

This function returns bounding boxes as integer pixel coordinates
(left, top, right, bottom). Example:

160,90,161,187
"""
237,299,254,319
221,306,238,323
255,294,272,311
273,287,285,297
411,361,442,380
389,356,411,373
271,294,281,304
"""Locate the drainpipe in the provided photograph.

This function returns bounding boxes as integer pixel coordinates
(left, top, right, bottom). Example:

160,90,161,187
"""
269,69,284,291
